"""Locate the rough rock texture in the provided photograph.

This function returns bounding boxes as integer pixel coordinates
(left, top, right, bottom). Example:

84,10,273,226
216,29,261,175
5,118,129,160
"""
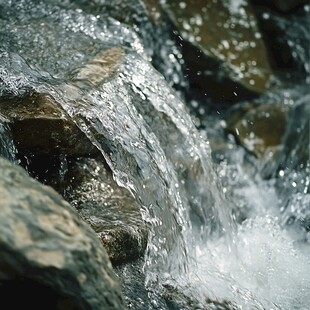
225,102,288,158
161,0,273,103
0,157,125,309
62,157,148,265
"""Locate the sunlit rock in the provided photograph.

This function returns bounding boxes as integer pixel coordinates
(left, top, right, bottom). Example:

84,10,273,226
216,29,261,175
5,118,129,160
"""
161,0,273,103
62,157,148,265
225,102,288,158
0,157,125,309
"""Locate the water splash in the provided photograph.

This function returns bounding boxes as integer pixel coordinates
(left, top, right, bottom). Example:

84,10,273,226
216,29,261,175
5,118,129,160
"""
0,1,309,309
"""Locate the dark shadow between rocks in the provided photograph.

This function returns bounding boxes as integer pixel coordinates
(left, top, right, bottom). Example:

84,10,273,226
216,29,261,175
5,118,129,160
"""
0,278,78,310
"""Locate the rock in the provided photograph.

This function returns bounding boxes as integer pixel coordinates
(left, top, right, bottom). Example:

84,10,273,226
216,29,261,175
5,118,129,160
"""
115,259,237,310
0,157,125,309
101,0,163,25
253,3,310,82
278,99,309,171
163,284,237,310
62,157,148,265
269,0,308,12
0,114,17,161
161,0,273,103
0,92,97,156
0,47,125,157
71,47,125,88
225,102,288,158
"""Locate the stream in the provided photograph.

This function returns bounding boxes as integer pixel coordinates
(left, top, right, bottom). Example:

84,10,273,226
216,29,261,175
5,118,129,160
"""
0,0,309,309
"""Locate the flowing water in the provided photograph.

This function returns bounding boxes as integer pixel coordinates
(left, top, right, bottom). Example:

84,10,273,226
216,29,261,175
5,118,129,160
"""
0,1,309,309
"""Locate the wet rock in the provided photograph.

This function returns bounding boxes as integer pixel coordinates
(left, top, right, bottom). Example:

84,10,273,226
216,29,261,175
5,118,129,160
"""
115,259,237,310
163,284,237,310
253,3,310,81
100,0,163,25
62,157,148,265
161,0,273,104
0,92,97,156
278,99,309,171
0,114,17,161
0,47,125,157
225,102,288,158
0,157,125,309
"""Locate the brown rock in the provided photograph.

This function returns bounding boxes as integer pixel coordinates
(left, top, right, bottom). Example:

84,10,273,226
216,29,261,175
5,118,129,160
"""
0,47,125,157
62,157,148,265
162,0,274,102
225,102,288,158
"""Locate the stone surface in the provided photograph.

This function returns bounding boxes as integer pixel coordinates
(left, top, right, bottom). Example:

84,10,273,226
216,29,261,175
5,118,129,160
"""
0,157,125,309
225,102,288,158
278,99,309,170
0,47,125,157
62,157,148,265
161,0,273,103
0,114,17,161
0,92,98,156
253,3,310,82
269,0,308,12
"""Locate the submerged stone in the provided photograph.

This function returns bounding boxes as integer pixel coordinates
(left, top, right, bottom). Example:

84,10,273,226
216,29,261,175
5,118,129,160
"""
278,99,309,171
161,0,273,103
0,157,125,309
225,102,288,158
62,157,148,265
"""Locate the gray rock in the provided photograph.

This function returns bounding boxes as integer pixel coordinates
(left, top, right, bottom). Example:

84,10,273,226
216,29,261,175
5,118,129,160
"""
0,157,125,309
62,157,148,265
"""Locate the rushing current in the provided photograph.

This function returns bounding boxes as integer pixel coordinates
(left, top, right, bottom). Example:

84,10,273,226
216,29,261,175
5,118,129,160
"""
0,1,309,309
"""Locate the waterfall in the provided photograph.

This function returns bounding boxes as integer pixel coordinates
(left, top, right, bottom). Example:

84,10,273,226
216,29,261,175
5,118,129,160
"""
0,0,309,309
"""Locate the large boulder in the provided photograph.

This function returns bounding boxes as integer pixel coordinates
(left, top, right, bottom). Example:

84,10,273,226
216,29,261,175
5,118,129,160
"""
161,0,273,104
0,47,125,157
0,157,125,309
62,157,148,265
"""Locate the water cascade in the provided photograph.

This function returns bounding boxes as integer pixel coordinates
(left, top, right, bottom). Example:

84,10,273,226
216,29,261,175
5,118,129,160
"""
0,0,309,309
